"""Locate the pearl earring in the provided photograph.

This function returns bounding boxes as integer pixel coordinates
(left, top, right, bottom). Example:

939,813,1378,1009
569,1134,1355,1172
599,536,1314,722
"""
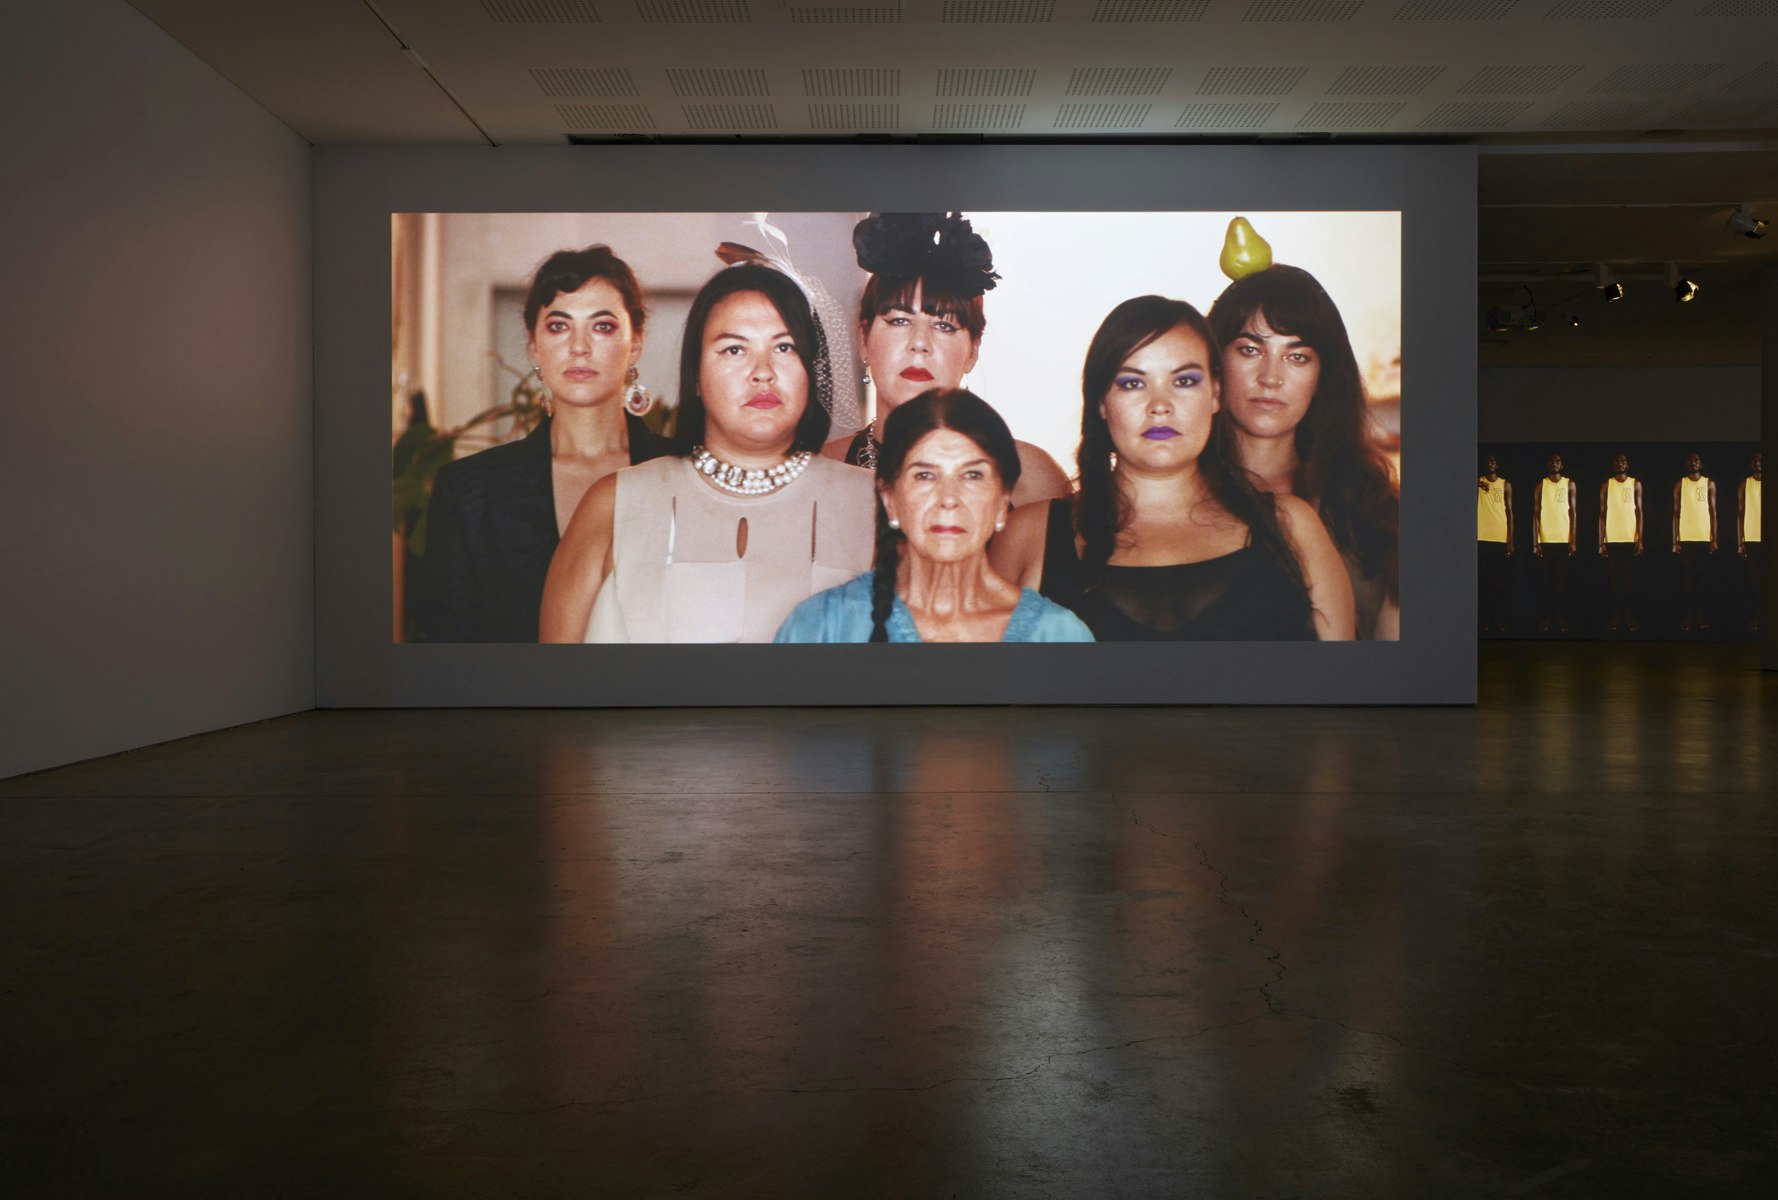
887,517,901,530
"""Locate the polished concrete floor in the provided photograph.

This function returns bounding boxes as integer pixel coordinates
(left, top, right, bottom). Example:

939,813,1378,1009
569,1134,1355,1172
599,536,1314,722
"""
3,644,1774,1198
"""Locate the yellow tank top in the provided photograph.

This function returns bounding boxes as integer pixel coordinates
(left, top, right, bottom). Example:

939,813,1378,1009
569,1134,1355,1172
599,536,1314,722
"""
1477,477,1508,542
1604,476,1637,543
1679,475,1711,543
1745,477,1761,543
1538,476,1570,544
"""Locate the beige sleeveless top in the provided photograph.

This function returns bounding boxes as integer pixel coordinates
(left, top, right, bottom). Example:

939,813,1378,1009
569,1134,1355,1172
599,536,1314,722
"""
586,455,876,643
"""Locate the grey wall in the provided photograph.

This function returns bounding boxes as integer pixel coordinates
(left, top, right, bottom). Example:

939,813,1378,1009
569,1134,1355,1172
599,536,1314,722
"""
315,143,1476,705
1481,366,1761,443
0,0,314,778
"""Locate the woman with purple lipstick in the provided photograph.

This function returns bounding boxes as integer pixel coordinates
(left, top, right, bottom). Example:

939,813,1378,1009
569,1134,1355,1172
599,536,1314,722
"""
991,296,1354,640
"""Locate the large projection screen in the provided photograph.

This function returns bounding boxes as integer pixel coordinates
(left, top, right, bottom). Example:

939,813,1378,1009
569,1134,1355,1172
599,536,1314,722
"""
316,144,1477,705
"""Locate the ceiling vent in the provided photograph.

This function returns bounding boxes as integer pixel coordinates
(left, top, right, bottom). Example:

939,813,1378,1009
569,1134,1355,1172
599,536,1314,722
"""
1174,101,1276,129
1066,67,1172,95
667,68,770,96
1724,62,1778,91
937,68,1037,97
1458,64,1581,92
1244,0,1363,19
1669,96,1778,124
787,5,901,19
1197,66,1307,95
808,103,900,129
1539,98,1658,124
941,0,1056,21
802,68,900,96
1697,0,1778,12
933,103,1027,129
557,103,656,129
531,68,636,97
682,103,778,129
1054,102,1152,128
1297,101,1404,127
1092,0,1212,18
1326,66,1444,94
1544,0,1670,16
636,0,751,20
1419,99,1531,126
484,0,602,19
1589,63,1721,92
1392,0,1516,15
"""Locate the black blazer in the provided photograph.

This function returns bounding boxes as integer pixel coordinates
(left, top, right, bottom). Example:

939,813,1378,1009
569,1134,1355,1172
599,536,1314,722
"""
412,414,673,642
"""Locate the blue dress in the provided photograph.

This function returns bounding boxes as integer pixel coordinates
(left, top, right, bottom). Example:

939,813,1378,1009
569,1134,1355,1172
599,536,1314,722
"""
774,571,1095,643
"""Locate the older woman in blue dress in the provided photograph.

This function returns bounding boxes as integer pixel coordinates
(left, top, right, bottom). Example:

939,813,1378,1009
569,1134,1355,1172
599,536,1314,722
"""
778,389,1092,643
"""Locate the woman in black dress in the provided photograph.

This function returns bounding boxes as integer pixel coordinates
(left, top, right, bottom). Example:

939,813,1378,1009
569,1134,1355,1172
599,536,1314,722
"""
990,296,1354,640
414,245,671,642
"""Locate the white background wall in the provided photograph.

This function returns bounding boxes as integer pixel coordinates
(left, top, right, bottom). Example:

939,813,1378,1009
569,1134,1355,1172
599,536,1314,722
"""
0,0,314,778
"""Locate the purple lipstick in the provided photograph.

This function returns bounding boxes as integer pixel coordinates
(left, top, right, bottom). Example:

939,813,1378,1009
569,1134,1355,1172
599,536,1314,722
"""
1142,426,1180,440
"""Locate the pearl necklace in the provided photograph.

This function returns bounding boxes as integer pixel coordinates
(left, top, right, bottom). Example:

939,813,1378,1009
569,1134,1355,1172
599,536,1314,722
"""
690,446,814,496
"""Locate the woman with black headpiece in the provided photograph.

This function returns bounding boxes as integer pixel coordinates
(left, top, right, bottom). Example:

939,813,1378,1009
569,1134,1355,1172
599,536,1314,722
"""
540,260,876,643
414,246,673,642
777,389,1092,643
991,295,1354,641
825,211,1072,508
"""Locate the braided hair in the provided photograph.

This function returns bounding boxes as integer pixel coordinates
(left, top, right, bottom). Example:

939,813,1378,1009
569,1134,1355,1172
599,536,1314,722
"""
868,389,1023,642
1075,296,1305,595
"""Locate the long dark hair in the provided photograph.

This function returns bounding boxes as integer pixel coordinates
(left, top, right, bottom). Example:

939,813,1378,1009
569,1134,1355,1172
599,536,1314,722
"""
869,389,1022,643
1208,265,1399,600
1075,295,1304,594
523,245,647,334
673,264,832,455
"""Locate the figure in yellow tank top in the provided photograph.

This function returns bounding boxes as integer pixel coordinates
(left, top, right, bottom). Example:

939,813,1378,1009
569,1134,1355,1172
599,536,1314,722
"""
1671,451,1717,632
1531,452,1576,632
1477,452,1514,633
1739,451,1762,632
1597,452,1642,632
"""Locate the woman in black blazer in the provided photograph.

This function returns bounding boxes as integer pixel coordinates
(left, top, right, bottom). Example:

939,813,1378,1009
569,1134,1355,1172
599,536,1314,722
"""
414,246,672,642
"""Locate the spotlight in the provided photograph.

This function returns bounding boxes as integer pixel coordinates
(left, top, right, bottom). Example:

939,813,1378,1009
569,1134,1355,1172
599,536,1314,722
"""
1566,308,1581,329
1486,293,1544,332
1596,264,1623,302
1666,262,1699,303
1727,205,1768,240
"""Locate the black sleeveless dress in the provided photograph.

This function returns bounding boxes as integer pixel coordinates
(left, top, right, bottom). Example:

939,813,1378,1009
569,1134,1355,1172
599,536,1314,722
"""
1038,500,1316,641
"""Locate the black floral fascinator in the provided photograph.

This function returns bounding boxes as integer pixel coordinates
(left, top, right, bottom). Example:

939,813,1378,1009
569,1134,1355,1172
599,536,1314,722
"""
852,212,1001,296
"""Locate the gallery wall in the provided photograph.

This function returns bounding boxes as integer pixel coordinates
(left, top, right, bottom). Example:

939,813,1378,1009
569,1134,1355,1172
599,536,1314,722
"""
0,0,315,778
1480,366,1761,443
314,142,1477,705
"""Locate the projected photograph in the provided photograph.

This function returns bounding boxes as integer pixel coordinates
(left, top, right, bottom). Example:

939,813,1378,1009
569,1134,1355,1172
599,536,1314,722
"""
391,210,1401,644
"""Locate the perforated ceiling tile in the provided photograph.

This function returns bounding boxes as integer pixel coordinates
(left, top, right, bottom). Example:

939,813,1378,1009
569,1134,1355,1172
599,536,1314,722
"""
531,68,636,97
802,68,900,96
1697,0,1778,12
1326,65,1444,94
1173,101,1277,128
932,102,1027,129
1724,63,1778,92
787,5,900,19
682,103,777,129
556,103,655,129
942,0,1057,20
1054,102,1153,128
1544,0,1670,15
1092,0,1212,18
808,103,900,129
636,0,750,20
1458,64,1582,92
1297,101,1405,127
1589,63,1721,92
484,0,602,20
1668,96,1778,124
1392,0,1517,16
666,67,770,96
1244,0,1364,19
1539,98,1658,124
1197,66,1307,95
1419,99,1531,126
937,68,1037,97
1066,67,1173,95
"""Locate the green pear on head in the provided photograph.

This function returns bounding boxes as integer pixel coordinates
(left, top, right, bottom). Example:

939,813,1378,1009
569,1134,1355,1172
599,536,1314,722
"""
1219,217,1273,280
